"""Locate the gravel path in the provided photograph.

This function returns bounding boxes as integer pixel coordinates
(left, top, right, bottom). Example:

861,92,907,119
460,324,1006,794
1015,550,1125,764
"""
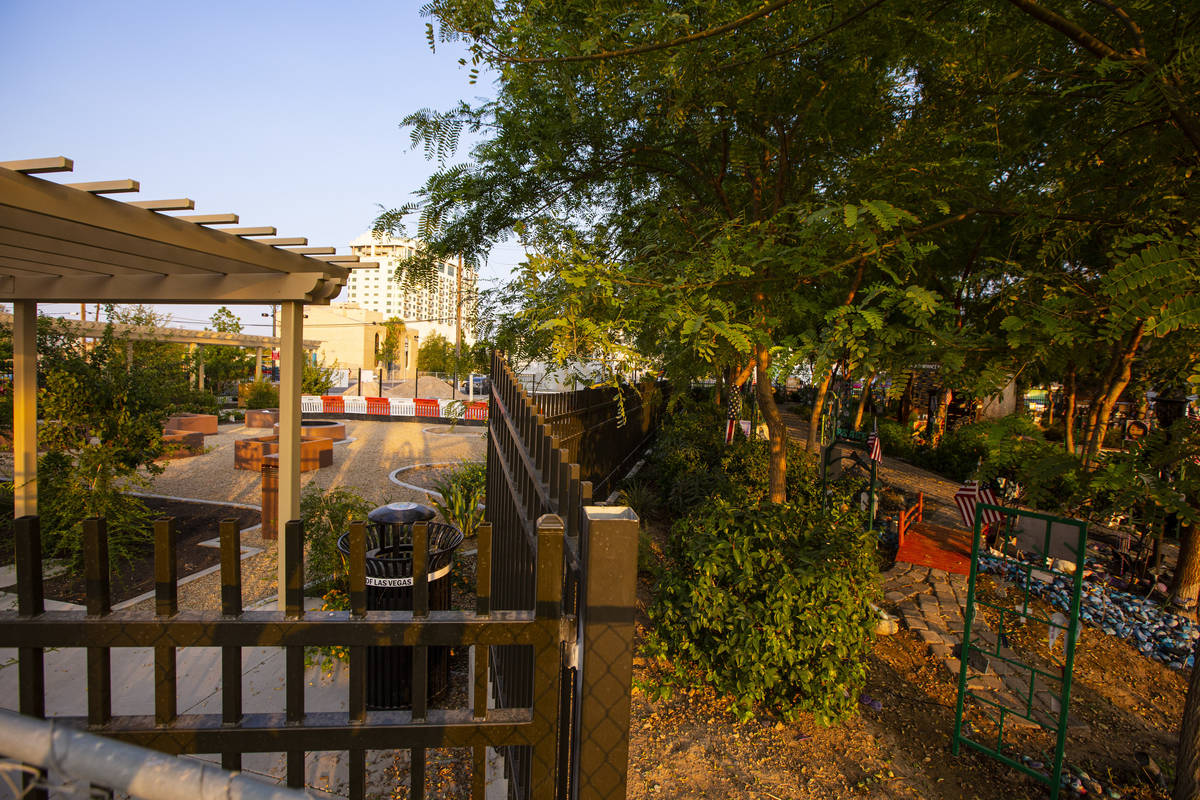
122,418,486,612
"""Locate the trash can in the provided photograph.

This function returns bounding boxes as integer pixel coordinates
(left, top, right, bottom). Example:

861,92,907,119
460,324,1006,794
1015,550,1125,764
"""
337,502,464,709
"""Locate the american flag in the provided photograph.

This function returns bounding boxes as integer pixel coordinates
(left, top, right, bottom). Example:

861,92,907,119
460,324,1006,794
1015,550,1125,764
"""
954,480,1003,530
866,431,882,462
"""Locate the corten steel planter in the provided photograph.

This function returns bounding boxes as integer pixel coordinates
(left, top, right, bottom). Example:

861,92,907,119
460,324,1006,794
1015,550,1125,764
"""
272,420,346,442
244,409,279,429
158,429,204,460
234,434,332,472
337,503,462,709
162,413,219,435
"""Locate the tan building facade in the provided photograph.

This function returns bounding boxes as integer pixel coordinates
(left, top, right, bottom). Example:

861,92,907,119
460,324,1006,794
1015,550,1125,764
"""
303,303,419,380
343,232,477,345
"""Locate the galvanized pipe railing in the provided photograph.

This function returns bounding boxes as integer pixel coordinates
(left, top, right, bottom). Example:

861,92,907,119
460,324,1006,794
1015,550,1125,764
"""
0,708,310,800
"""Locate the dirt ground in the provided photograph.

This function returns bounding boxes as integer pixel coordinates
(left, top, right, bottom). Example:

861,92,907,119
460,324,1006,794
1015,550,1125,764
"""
625,415,1185,799
626,588,1184,800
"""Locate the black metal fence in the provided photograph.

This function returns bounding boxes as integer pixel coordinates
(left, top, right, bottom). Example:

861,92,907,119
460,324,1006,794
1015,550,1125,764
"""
486,352,659,799
536,380,664,502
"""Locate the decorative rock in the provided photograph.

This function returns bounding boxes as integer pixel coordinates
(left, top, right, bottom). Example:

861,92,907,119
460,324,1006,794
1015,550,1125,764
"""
977,554,1197,670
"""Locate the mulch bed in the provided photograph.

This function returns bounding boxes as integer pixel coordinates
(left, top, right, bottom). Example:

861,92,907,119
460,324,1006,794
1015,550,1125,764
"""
32,497,260,605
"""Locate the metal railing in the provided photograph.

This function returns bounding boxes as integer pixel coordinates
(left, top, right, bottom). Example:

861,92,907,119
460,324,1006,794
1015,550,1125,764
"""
0,708,308,800
486,351,655,799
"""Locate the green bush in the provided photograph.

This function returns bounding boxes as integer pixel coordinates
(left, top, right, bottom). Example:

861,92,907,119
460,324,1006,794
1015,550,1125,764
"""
301,484,373,590
648,497,878,724
432,462,486,538
243,379,279,410
647,396,826,512
172,388,220,416
33,451,154,573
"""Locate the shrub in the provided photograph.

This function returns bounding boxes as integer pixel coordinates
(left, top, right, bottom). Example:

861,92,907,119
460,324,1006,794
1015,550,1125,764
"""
242,380,279,410
647,396,826,512
168,388,220,416
432,462,486,538
648,497,878,724
301,484,373,590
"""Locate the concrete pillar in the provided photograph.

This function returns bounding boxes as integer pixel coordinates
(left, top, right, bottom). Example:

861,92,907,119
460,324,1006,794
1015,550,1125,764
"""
276,301,304,609
255,347,263,381
13,301,37,517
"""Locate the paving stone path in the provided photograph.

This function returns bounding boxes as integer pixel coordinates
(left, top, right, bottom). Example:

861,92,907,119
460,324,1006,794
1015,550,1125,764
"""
881,561,1085,732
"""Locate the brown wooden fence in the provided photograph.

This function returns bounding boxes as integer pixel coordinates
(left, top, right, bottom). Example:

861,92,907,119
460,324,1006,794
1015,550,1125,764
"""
0,352,656,800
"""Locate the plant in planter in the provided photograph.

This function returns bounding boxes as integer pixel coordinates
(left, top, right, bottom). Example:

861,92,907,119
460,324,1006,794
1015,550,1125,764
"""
432,462,486,538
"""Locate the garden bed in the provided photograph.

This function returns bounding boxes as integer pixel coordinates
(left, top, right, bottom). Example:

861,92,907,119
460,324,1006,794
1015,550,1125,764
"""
23,497,261,605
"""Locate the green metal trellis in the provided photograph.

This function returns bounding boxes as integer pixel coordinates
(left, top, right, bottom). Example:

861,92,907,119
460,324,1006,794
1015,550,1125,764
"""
818,392,879,531
951,502,1088,799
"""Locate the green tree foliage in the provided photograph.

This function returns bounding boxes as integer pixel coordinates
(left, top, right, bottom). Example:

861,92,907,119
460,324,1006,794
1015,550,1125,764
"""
377,317,407,373
199,306,253,395
34,324,189,569
302,353,339,395
417,332,455,373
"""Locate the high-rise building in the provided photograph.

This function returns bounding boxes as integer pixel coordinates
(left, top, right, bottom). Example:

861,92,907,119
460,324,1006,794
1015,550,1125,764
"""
343,232,477,345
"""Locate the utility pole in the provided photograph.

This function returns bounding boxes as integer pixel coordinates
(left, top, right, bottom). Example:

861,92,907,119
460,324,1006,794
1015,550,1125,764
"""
454,254,463,400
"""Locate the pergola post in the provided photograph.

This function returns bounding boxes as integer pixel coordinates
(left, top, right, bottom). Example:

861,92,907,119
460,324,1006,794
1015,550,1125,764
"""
255,347,263,381
13,300,37,517
277,301,304,609
197,350,205,392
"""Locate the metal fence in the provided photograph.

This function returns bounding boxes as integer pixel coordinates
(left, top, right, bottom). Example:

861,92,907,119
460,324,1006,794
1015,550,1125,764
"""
1,513,567,800
536,381,664,502
0,351,656,800
486,351,659,799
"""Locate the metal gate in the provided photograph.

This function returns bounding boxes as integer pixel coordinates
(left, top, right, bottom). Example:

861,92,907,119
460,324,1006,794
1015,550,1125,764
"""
952,503,1088,799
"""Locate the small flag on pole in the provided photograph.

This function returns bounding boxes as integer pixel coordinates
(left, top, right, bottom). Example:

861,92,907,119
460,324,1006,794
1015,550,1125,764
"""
954,480,1004,529
866,430,882,462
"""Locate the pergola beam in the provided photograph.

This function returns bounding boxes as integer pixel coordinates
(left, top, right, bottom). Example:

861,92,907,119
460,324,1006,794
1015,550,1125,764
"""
0,272,343,303
282,247,335,255
127,199,195,211
175,213,239,225
259,238,307,246
0,312,320,349
0,157,73,174
225,227,278,237
65,179,140,194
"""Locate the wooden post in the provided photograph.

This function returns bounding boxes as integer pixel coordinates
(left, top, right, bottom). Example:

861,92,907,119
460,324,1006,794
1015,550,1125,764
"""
13,300,37,517
277,301,304,607
255,347,263,381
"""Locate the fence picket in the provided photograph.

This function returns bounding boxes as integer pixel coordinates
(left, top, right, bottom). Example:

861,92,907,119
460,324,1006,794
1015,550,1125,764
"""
219,518,243,772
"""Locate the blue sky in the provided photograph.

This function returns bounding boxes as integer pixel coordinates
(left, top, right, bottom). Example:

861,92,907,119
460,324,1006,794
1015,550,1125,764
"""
0,0,521,333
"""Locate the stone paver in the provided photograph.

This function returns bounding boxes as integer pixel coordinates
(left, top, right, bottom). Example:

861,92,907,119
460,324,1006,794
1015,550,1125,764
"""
880,558,1087,733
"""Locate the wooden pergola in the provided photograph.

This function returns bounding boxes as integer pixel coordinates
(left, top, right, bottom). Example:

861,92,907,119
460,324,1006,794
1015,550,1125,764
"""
0,156,372,608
